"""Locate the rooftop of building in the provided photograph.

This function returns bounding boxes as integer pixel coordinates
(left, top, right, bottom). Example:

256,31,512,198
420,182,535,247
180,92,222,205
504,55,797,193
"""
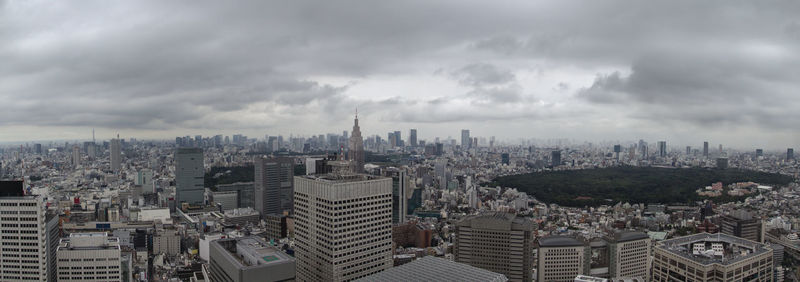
213,236,294,268
457,211,536,231
657,233,771,266
538,236,585,248
612,231,649,243
57,232,120,251
297,173,388,183
354,256,508,282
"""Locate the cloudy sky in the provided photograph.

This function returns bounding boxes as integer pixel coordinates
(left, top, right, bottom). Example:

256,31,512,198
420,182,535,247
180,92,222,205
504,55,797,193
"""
1,1,798,149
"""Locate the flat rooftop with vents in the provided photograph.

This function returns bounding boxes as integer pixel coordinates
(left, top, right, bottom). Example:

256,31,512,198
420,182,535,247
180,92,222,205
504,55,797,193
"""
208,236,295,282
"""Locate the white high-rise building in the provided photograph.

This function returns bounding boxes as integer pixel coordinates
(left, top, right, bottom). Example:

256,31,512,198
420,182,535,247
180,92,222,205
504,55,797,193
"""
0,190,50,281
110,138,121,172
294,174,392,281
56,233,122,282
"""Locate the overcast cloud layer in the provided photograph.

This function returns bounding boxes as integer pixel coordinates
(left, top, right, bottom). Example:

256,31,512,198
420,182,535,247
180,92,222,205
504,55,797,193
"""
1,1,798,148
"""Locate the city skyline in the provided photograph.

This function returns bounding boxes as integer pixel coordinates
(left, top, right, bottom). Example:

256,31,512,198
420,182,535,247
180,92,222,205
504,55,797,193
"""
1,1,799,148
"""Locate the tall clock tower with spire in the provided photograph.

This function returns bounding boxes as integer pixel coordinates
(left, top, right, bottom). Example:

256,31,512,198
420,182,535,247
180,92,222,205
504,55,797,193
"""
348,109,365,173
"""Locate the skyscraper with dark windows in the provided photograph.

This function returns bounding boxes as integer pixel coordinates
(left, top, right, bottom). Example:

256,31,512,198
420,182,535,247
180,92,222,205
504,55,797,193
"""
175,147,204,206
788,148,794,160
110,138,122,172
394,130,402,147
703,141,709,157
254,156,294,217
461,129,471,149
409,129,417,147
658,141,667,157
551,150,561,167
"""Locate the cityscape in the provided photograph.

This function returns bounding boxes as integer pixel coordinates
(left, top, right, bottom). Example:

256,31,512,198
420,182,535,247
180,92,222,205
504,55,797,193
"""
2,1,800,282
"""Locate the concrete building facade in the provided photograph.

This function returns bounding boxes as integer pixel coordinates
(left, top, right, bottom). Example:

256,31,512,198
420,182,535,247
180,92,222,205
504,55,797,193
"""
536,236,588,282
56,233,122,282
608,231,651,279
0,191,51,282
454,212,536,282
294,174,393,282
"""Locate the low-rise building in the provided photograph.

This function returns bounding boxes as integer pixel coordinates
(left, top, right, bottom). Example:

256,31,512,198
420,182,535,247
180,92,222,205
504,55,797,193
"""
208,237,295,282
652,233,773,281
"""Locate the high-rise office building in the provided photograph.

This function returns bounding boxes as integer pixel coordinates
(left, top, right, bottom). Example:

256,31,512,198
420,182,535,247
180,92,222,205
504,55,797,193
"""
110,138,121,171
756,149,764,157
0,181,53,282
409,129,417,147
461,129,471,149
638,139,648,159
788,148,794,160
294,174,392,281
56,233,122,282
34,143,42,154
721,210,764,243
652,233,772,281
387,168,408,224
551,150,562,167
658,141,667,157
703,141,709,157
348,113,365,173
607,231,650,279
217,182,255,209
72,146,81,167
454,212,536,282
686,146,691,155
175,147,204,206
536,236,588,282
394,130,402,147
254,156,294,217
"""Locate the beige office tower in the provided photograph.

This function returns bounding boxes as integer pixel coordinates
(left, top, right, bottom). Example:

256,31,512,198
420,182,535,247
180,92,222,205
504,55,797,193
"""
0,194,49,281
653,233,773,281
454,212,535,282
56,233,122,282
294,174,393,281
608,231,651,279
536,236,588,282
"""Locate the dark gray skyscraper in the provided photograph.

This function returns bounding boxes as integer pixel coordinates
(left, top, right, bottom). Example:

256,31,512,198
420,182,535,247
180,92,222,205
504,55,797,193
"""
461,129,471,149
686,146,691,155
658,141,666,157
409,129,417,147
254,156,294,217
110,138,122,172
175,147,204,206
703,141,709,157
394,130,402,147
788,148,795,160
551,150,561,167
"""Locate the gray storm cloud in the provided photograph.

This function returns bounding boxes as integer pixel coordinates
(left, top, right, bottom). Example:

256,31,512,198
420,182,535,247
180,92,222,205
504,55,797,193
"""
0,0,798,147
